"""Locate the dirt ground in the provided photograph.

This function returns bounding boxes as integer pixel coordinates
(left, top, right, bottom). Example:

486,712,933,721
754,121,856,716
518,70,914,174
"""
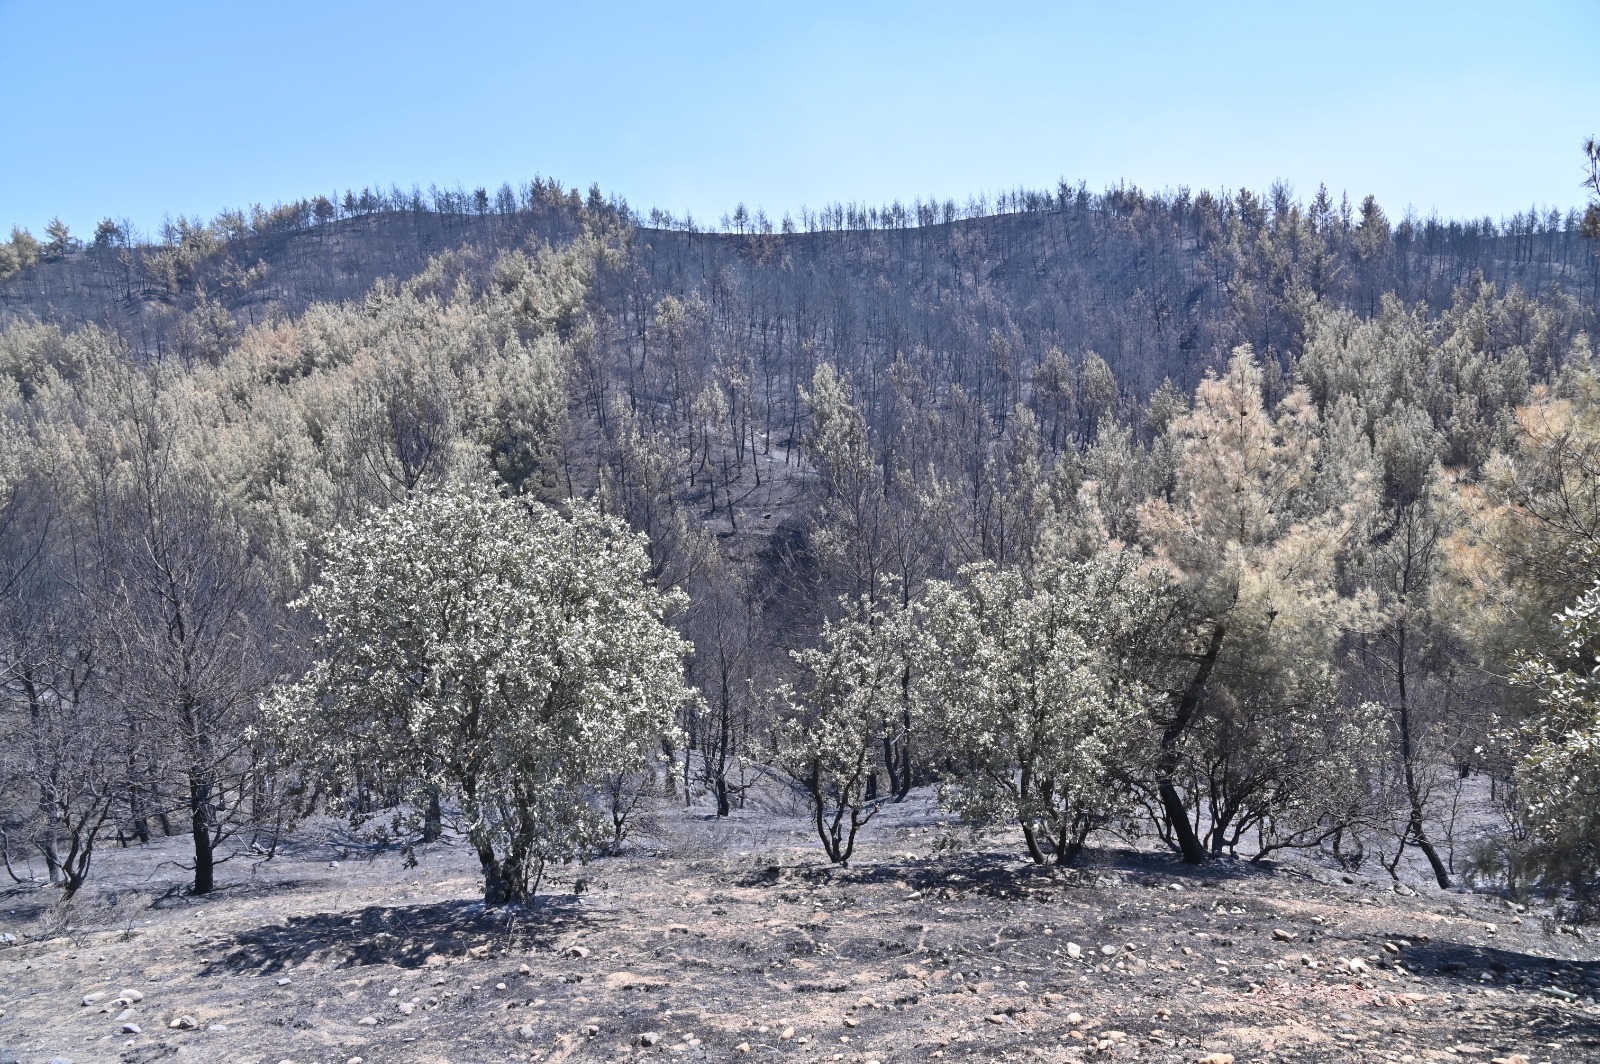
2,791,1597,1064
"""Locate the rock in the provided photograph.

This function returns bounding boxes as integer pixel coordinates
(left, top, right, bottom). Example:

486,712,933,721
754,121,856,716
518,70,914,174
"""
582,1024,600,1037
208,1024,228,1032
1490,1056,1529,1064
519,962,532,974
1066,942,1083,959
120,1023,141,1035
1100,944,1117,956
1066,1012,1083,1024
736,1043,750,1054
564,945,591,959
81,992,108,1006
467,944,491,959
1346,958,1369,973
1197,1055,1234,1064
169,1015,198,1030
640,1032,662,1046
396,1001,416,1015
517,1024,536,1039
666,924,691,934
119,988,145,1003
985,1014,1007,1024
357,1016,378,1026
781,1026,795,1040
843,1016,858,1028
1271,928,1297,942
276,977,291,986
1384,942,1401,953
114,1008,136,1022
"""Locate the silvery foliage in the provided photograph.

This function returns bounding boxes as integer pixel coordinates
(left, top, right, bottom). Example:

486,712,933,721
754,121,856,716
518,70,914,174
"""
266,487,690,902
919,553,1167,863
1511,576,1600,896
770,598,915,865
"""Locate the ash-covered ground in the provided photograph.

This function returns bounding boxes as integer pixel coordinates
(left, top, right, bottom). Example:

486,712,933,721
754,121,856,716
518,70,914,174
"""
1,791,1596,1064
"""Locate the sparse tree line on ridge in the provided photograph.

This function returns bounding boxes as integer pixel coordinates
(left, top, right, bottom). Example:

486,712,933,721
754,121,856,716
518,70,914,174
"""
1,148,1600,910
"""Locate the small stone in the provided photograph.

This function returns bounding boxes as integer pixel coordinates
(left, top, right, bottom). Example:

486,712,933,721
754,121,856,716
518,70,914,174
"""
207,1024,228,1032
519,962,532,974
844,1017,858,1028
120,1023,141,1035
1271,928,1297,942
114,1008,136,1022
1100,944,1117,956
518,1024,536,1039
640,1032,662,1046
985,1014,1007,1024
357,1016,378,1026
1066,942,1082,959
1066,1012,1083,1024
496,982,506,990
397,1001,416,1015
565,945,591,959
1198,1055,1234,1064
119,988,144,1003
348,1058,364,1064
277,977,291,986
1384,942,1401,953
468,944,491,959
781,1026,796,1040
582,1024,600,1037
736,1044,750,1054
81,992,108,1006
1346,958,1369,973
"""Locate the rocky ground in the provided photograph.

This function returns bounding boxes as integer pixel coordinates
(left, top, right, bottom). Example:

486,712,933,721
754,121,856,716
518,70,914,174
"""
1,791,1597,1064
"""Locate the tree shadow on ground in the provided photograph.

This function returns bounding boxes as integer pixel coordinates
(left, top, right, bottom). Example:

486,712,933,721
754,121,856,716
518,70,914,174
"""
735,846,1281,898
211,895,589,973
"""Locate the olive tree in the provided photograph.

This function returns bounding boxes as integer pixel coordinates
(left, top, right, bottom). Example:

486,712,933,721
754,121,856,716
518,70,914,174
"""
1509,577,1600,903
920,552,1170,864
770,598,914,865
267,488,690,904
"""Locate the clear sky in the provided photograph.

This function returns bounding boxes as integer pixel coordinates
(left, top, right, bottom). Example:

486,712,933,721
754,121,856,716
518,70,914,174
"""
3,0,1596,238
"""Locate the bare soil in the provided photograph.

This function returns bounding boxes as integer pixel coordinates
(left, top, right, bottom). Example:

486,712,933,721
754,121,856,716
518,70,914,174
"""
1,792,1596,1064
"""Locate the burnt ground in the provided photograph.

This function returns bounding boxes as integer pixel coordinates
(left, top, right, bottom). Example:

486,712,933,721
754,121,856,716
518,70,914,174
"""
1,790,1597,1064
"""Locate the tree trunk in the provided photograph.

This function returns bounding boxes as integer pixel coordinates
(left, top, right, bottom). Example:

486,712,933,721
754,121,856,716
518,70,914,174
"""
1158,623,1225,864
191,788,215,895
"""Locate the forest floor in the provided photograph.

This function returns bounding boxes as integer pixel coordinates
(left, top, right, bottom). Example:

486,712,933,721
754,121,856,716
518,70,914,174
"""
1,791,1597,1064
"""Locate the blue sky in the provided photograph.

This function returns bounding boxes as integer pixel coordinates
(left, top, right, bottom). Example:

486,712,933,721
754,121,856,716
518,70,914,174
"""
3,0,1596,238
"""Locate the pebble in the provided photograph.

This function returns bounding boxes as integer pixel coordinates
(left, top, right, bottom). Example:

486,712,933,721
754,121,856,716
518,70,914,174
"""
1271,928,1297,941
1198,1055,1234,1064
565,945,591,959
277,977,291,986
170,1015,198,1029
781,1026,796,1040
397,1001,415,1015
120,1023,141,1035
640,1032,662,1046
357,1016,378,1026
582,1024,600,1036
736,1043,750,1053
519,963,532,974
80,992,108,1007
119,989,144,1003
1100,944,1117,956
1066,942,1082,959
114,1008,136,1022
